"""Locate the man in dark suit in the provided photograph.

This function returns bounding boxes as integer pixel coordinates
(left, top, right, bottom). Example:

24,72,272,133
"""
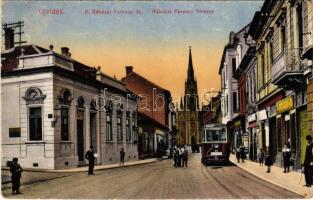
120,148,125,166
85,146,95,175
10,157,22,195
304,135,313,187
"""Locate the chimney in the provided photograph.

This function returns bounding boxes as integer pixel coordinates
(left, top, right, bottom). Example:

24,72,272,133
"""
96,66,101,81
126,66,133,75
61,47,70,57
4,28,14,50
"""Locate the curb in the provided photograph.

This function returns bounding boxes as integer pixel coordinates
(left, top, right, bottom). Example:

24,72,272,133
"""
229,157,308,198
1,158,161,174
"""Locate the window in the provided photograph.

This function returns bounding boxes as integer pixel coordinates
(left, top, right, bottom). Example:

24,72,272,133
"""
232,58,236,75
269,40,274,64
61,107,69,141
297,3,303,50
29,107,42,141
132,120,137,141
126,118,131,141
206,129,227,142
261,53,265,86
233,92,238,113
280,26,286,54
106,114,112,141
117,115,123,141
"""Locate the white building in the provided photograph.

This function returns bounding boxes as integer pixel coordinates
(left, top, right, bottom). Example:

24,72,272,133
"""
219,25,250,151
1,44,138,169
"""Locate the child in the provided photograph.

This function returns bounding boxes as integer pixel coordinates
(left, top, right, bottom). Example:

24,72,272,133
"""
265,154,273,173
258,148,265,166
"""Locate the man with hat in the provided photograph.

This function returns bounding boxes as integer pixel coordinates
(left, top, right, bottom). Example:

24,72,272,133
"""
304,135,313,187
10,157,22,195
85,146,95,175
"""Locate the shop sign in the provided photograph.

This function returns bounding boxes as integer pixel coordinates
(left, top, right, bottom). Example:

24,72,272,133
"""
257,109,267,121
276,96,294,114
247,113,256,122
243,134,249,148
234,120,241,127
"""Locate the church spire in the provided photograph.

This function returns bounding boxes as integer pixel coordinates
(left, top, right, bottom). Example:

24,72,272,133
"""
187,46,194,81
180,96,183,109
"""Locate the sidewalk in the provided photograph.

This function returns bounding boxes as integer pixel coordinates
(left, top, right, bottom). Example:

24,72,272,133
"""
229,154,313,198
2,158,159,174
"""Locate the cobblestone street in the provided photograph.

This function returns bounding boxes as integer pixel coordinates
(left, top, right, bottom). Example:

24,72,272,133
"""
2,153,300,199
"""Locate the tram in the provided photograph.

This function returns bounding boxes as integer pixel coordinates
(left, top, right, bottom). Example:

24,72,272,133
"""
201,124,231,165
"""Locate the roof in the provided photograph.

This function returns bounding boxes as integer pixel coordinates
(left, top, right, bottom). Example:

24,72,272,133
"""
233,46,256,79
122,71,171,96
218,24,250,74
248,0,276,40
137,112,168,131
1,44,132,95
1,45,49,72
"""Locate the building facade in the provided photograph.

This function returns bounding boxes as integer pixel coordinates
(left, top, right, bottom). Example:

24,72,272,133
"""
1,44,138,169
248,0,313,168
176,47,201,145
219,25,250,152
121,66,175,158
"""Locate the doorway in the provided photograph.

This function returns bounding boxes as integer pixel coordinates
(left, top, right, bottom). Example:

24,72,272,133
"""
77,111,84,163
90,112,97,152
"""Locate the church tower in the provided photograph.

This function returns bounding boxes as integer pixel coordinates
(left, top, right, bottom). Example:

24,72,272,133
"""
184,46,199,111
176,47,201,146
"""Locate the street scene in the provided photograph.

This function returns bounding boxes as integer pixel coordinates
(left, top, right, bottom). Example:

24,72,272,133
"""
1,151,300,199
1,0,313,199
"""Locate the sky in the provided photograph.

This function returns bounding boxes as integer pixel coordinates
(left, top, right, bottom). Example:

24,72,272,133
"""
2,1,263,105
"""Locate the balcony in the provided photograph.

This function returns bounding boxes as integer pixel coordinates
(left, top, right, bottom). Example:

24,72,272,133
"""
272,48,305,89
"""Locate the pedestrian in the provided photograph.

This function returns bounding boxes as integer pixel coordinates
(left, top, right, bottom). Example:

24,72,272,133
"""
282,143,291,173
10,157,22,195
85,146,95,176
182,146,188,168
304,135,313,187
240,145,246,162
173,146,178,167
265,154,273,173
178,146,183,167
258,148,265,166
236,147,241,163
120,148,125,166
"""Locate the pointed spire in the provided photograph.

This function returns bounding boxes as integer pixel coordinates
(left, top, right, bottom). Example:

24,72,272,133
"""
188,46,194,81
180,96,183,109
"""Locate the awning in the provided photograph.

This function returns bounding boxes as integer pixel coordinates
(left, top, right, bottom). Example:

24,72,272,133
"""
247,113,256,122
257,109,267,121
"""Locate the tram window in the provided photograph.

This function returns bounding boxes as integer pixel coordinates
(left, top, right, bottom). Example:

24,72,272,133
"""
206,130,212,141
212,131,219,141
219,130,226,141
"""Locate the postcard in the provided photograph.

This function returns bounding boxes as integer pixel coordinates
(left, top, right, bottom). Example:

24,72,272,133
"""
1,0,313,199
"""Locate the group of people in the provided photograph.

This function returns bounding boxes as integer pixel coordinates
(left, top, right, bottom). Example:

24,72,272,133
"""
257,148,273,173
173,145,188,168
235,145,247,163
256,143,291,174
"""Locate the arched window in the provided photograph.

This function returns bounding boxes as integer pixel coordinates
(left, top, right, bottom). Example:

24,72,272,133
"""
23,87,46,105
23,87,46,141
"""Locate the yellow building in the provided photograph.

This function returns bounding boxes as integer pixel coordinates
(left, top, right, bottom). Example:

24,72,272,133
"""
249,0,312,168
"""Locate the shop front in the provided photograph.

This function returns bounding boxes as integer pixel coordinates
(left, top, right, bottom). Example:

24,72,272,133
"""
275,95,295,168
247,113,257,161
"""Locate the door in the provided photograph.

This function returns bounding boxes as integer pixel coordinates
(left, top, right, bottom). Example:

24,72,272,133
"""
269,117,277,160
90,112,97,152
77,111,84,162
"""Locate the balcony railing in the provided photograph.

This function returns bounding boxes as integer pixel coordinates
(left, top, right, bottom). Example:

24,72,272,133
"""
272,48,304,87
